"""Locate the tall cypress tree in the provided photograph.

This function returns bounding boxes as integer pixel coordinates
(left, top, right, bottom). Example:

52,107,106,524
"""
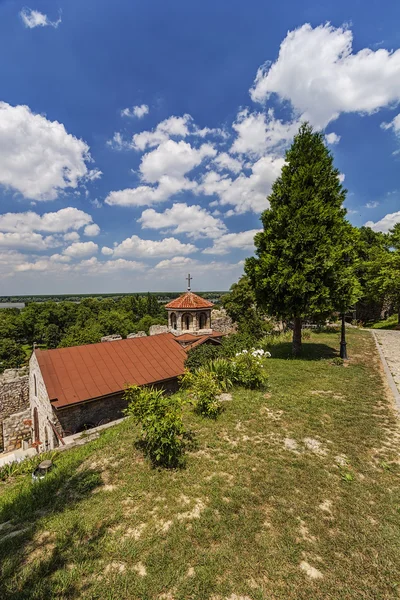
245,123,360,355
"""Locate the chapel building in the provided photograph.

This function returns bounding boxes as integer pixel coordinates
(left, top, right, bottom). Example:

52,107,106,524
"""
24,277,224,453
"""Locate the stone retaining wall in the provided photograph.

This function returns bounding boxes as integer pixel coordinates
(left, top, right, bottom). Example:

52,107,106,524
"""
211,309,236,334
0,368,30,452
2,408,32,454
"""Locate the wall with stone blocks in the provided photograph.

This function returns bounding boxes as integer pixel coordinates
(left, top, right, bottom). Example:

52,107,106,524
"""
210,309,236,334
0,368,29,452
2,408,32,454
29,352,63,453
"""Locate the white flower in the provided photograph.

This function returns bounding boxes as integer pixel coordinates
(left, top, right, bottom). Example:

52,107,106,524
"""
265,351,271,358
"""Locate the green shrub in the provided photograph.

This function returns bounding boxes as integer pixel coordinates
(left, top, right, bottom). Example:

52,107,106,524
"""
204,358,235,391
185,343,221,371
233,350,269,389
220,333,259,358
180,370,222,419
124,386,186,468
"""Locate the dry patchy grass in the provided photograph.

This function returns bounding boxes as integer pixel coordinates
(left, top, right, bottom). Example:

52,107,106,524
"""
0,329,399,599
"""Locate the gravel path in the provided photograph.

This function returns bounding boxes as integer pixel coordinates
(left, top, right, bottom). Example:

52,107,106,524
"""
373,330,400,398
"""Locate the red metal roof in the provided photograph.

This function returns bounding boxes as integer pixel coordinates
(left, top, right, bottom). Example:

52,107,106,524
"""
165,292,214,310
35,333,187,409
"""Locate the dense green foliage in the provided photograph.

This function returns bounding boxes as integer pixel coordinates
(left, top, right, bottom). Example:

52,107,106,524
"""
180,369,223,419
124,385,187,468
0,338,26,371
246,123,361,354
221,275,271,337
0,294,168,372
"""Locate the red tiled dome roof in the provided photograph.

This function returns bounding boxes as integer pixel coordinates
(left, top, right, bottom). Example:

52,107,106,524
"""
165,292,214,310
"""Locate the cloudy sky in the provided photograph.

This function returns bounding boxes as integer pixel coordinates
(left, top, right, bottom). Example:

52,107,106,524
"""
0,0,399,294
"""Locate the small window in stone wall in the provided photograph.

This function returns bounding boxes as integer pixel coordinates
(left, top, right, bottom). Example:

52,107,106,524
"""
34,374,37,397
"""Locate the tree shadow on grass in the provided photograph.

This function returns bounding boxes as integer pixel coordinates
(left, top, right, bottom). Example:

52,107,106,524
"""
269,342,339,361
0,464,105,599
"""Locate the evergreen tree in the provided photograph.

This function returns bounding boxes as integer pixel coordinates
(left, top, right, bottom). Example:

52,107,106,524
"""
246,123,360,355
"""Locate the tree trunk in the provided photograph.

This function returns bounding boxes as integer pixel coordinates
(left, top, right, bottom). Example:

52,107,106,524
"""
292,317,302,356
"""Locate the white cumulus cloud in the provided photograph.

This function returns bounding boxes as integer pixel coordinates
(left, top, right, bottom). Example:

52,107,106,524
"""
381,113,400,136
132,114,192,151
250,23,400,128
231,109,300,157
325,132,341,145
105,176,196,208
109,235,197,258
365,211,400,233
139,203,227,239
200,155,284,214
64,232,80,242
63,241,98,258
0,102,93,201
154,256,196,270
0,207,95,233
121,104,149,119
203,229,262,255
0,232,58,251
20,8,61,29
84,224,101,237
139,139,216,183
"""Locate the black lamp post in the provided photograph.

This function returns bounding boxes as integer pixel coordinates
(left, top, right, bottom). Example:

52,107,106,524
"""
339,254,351,360
340,312,347,359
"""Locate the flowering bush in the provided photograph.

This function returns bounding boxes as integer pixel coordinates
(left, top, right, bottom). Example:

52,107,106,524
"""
233,349,270,389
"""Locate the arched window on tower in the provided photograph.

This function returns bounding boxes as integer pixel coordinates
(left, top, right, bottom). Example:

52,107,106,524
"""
199,312,208,329
182,313,192,330
170,312,177,330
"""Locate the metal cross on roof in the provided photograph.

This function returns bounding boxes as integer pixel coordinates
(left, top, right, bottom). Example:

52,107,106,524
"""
186,273,192,291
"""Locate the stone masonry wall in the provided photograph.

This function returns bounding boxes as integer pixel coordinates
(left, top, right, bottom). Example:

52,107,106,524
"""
0,368,29,452
211,309,237,334
2,408,31,453
29,352,63,452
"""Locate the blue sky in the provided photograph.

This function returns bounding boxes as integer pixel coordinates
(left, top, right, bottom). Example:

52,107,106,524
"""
0,0,399,294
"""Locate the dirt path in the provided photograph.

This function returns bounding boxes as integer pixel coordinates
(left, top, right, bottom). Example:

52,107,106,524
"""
373,330,400,410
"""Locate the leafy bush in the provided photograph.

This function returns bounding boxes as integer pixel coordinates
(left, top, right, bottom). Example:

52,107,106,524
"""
124,385,186,468
220,333,259,358
185,343,221,371
204,358,235,391
180,370,222,419
233,350,269,389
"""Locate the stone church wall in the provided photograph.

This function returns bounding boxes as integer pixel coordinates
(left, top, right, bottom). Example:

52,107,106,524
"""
29,353,63,452
0,368,30,452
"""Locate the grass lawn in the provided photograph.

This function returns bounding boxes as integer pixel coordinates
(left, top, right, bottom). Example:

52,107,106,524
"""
1,329,399,599
369,315,399,330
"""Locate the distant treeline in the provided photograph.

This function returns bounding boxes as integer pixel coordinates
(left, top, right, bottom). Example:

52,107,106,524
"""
0,291,227,304
0,292,226,373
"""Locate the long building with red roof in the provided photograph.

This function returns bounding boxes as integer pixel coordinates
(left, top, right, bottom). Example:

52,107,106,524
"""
27,282,224,452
